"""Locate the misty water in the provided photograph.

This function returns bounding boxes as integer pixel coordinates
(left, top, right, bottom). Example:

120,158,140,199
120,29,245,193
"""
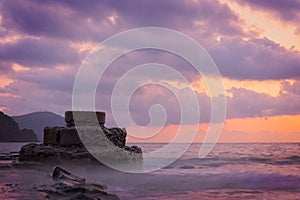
0,142,299,199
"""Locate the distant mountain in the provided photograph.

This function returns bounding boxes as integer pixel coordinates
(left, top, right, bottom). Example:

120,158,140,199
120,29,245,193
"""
13,111,64,141
0,111,38,142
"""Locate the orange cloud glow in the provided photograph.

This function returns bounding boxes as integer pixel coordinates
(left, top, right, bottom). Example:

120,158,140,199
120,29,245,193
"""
127,115,300,143
0,75,14,88
191,77,293,97
12,63,30,72
221,0,300,51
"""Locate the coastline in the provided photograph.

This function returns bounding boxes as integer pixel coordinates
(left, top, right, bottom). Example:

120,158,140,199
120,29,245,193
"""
1,142,300,199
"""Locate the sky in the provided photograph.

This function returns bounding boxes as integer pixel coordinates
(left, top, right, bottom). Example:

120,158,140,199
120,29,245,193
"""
0,0,299,143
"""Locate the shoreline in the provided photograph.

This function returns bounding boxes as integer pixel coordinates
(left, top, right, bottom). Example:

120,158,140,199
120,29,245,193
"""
0,143,300,199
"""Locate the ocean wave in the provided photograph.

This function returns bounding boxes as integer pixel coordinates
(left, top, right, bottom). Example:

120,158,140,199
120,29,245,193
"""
177,155,300,168
144,172,300,192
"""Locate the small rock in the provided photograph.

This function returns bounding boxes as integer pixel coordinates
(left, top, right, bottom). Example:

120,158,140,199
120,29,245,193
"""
180,165,195,169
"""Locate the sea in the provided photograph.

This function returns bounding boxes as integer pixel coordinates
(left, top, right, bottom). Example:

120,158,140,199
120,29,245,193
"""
0,142,299,200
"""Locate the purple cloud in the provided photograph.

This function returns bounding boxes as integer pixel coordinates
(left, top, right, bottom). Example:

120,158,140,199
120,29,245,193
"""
0,0,300,121
227,81,300,118
0,79,72,115
0,38,80,68
0,0,109,41
209,37,300,80
1,0,298,81
0,0,244,41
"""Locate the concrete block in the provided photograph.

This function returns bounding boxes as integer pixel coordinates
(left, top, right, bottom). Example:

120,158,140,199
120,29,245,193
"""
44,126,60,145
58,128,82,146
65,111,106,126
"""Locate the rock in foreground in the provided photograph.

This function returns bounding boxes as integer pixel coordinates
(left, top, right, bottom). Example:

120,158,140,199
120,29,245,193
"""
39,167,120,200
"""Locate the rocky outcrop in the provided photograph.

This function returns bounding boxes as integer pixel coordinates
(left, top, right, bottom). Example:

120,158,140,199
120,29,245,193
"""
0,111,38,142
39,167,120,200
18,143,93,163
19,111,142,165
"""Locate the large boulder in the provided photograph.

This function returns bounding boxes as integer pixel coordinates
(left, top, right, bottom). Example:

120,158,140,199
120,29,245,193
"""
39,167,120,200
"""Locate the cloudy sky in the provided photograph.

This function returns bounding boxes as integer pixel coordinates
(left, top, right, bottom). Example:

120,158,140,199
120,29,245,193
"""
0,0,299,142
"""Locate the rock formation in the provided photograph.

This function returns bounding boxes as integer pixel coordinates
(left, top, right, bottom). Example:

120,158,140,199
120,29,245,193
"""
0,111,38,142
19,111,142,165
39,167,120,200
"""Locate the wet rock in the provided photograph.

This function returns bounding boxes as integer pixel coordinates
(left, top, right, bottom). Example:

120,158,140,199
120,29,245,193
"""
39,167,120,200
18,143,94,164
18,142,142,165
53,167,85,184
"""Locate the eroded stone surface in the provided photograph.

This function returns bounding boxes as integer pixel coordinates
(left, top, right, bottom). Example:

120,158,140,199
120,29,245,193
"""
65,111,106,127
43,126,129,148
19,142,142,165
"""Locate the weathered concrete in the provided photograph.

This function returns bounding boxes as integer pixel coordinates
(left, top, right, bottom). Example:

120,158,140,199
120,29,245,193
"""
65,111,106,127
59,128,83,146
44,126,128,148
43,126,60,145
